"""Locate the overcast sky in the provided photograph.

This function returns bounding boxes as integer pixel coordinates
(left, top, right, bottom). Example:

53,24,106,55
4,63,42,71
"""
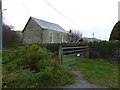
2,0,120,40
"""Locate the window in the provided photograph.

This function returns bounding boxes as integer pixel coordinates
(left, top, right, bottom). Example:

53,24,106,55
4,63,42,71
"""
49,33,53,43
60,34,63,43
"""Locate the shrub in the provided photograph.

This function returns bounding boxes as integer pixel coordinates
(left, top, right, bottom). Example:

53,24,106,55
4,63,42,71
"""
34,67,54,87
52,65,75,86
2,69,36,88
3,44,55,71
36,59,49,71
88,41,120,61
2,44,76,88
2,24,22,49
109,21,120,41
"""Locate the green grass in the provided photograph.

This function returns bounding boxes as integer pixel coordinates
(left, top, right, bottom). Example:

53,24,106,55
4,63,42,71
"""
63,56,86,65
71,58,118,88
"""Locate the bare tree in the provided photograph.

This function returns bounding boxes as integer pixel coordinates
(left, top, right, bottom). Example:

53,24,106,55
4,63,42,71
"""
3,23,21,48
69,29,82,42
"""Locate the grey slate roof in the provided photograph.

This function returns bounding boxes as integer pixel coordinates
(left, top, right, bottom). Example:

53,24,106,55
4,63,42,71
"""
31,17,68,33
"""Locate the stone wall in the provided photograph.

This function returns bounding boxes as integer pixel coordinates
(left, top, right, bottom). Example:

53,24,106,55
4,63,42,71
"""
23,19,43,44
42,29,68,43
23,19,69,44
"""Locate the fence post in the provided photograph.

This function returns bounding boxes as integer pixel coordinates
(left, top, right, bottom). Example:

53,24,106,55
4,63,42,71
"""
59,44,62,64
86,44,89,58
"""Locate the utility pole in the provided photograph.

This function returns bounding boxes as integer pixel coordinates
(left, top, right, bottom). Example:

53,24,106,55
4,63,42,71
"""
0,0,2,89
0,0,2,50
118,1,120,21
93,32,95,42
93,32,94,38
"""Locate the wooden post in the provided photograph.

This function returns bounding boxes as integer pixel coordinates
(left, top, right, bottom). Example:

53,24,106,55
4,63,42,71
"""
59,44,62,64
86,44,89,58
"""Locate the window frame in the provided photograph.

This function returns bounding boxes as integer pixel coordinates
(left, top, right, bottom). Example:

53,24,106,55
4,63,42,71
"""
49,33,53,43
60,34,63,43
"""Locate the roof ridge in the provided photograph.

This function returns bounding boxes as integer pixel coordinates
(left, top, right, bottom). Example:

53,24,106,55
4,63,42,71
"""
31,17,60,26
31,17,67,33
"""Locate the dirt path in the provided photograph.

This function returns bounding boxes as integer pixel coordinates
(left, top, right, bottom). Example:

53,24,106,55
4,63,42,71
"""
57,70,109,88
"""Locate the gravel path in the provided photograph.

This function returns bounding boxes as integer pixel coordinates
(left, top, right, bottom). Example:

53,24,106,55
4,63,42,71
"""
57,70,109,88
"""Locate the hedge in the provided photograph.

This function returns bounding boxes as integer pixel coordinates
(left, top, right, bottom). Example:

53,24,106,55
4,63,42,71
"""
88,41,120,61
15,41,120,62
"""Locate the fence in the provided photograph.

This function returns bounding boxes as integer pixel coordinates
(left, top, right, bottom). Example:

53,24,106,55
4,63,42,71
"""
21,41,119,64
59,44,89,65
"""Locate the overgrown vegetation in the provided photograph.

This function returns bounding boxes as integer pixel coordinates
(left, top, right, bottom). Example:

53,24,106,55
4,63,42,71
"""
71,58,118,88
3,23,23,48
2,44,75,88
109,21,120,41
88,41,120,61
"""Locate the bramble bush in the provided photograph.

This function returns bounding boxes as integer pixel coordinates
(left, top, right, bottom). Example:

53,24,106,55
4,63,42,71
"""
2,44,75,88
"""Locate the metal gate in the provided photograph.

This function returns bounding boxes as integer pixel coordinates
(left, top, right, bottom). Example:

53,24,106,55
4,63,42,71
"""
59,45,89,66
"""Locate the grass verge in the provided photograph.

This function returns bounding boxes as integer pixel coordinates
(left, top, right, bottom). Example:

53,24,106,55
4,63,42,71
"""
71,58,118,88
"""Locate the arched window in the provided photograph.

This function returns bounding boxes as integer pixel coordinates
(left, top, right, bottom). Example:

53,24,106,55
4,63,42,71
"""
49,33,53,43
60,34,63,43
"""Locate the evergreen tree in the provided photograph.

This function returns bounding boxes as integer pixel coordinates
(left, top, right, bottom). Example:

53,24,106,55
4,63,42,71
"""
109,21,120,41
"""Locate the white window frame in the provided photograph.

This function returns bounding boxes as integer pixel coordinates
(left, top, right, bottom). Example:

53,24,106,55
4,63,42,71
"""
49,33,53,43
60,34,63,43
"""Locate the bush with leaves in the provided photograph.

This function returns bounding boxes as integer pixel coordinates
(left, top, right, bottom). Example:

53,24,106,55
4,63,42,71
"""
3,69,36,88
109,21,120,41
3,44,55,71
2,44,76,88
3,23,22,48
